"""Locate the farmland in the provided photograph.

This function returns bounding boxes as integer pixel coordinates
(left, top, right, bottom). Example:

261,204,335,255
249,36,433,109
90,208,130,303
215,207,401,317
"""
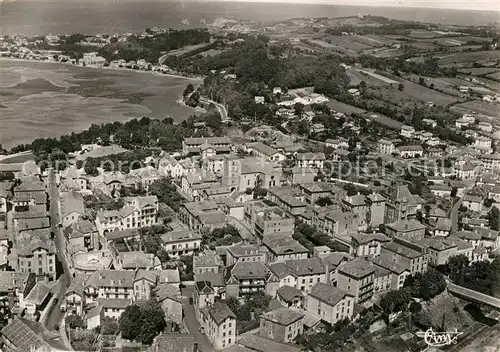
459,67,500,76
452,101,500,119
486,71,500,81
437,51,500,66
370,78,460,107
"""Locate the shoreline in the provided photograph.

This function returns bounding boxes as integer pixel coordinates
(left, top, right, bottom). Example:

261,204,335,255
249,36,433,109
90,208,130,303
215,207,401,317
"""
0,57,206,149
0,57,204,82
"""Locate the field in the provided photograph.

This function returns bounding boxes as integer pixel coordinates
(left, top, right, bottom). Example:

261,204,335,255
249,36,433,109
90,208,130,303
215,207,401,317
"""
363,47,403,58
404,74,463,97
459,67,500,76
321,35,374,54
327,99,366,115
407,29,441,39
371,78,460,107
350,35,401,47
486,71,500,81
356,69,399,84
437,51,500,66
406,42,440,51
453,100,500,118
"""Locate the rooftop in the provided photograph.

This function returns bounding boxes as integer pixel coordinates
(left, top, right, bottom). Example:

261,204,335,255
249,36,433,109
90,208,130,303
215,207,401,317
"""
338,258,375,279
310,282,351,307
261,307,304,326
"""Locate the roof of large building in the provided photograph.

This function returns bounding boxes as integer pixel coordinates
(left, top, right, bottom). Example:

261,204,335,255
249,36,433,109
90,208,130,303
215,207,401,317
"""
371,255,409,275
60,190,85,218
247,142,279,156
0,316,68,352
382,241,423,259
16,237,55,256
386,219,425,233
0,272,33,293
193,253,223,268
160,230,202,244
86,270,135,288
238,334,301,352
63,220,96,239
261,307,304,326
226,261,270,280
276,285,304,302
310,283,351,307
202,301,236,325
351,233,390,245
338,258,375,279
151,333,196,352
284,257,325,276
263,235,309,256
119,251,160,270
226,243,265,257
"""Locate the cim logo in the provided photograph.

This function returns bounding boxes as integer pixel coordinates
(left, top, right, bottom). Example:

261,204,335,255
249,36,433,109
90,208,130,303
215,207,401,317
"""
416,328,463,347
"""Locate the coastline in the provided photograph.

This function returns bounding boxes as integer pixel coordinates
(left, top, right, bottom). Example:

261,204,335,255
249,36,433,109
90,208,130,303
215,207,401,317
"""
0,57,206,149
0,57,204,82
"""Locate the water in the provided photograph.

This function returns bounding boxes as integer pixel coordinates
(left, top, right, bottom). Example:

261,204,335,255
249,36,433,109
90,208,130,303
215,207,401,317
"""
2,0,499,36
0,59,200,149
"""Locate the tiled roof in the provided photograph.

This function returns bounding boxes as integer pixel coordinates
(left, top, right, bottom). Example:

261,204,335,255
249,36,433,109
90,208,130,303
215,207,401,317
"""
276,285,304,302
226,261,269,280
261,307,304,326
160,230,202,244
310,282,351,307
338,258,375,279
203,301,235,325
152,333,196,352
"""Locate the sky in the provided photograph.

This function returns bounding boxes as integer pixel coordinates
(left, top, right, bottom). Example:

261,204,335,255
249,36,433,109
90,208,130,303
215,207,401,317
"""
2,0,499,11
211,0,500,11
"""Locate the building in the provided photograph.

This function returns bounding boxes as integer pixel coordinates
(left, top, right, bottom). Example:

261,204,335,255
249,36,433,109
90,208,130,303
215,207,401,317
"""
400,125,415,138
259,307,304,343
244,200,295,241
366,193,386,228
276,285,305,309
160,230,202,259
300,182,346,205
434,218,452,237
0,316,69,351
63,220,99,252
337,259,375,304
179,201,227,232
263,235,309,263
193,252,223,275
350,233,390,258
306,283,354,325
296,152,326,169
381,238,428,274
342,194,369,230
384,185,418,223
396,145,424,158
150,333,196,352
122,196,159,227
430,184,452,198
385,219,425,241
226,243,267,266
244,142,286,163
0,230,9,270
225,261,272,298
60,191,86,227
462,194,483,212
16,237,56,281
0,272,36,319
370,256,409,291
481,154,500,171
200,301,237,350
267,186,307,216
182,137,233,156
377,139,395,155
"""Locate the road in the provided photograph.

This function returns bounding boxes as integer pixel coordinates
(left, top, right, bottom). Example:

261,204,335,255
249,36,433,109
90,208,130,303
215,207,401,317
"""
45,168,72,331
180,286,214,352
200,97,228,121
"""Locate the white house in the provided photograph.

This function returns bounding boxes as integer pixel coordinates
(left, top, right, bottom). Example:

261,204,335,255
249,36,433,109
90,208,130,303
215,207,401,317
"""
400,125,415,138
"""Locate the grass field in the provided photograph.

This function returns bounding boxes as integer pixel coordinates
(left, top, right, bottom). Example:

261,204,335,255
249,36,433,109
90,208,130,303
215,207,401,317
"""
485,71,500,81
437,51,500,65
363,47,403,58
453,100,500,118
371,79,459,107
322,35,374,53
166,43,211,56
327,99,366,115
407,30,441,39
459,67,500,76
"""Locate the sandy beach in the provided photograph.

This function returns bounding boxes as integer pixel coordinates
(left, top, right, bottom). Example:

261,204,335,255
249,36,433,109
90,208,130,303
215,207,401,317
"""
0,58,203,149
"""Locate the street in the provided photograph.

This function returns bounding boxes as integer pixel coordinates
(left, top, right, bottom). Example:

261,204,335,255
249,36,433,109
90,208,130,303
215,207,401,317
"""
180,286,214,352
45,168,72,331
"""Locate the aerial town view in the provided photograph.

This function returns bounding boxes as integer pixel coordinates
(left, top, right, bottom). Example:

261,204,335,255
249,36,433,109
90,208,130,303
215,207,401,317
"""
0,0,499,351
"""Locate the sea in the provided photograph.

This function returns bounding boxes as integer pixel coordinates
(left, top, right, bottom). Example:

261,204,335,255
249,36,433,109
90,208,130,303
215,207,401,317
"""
2,0,499,36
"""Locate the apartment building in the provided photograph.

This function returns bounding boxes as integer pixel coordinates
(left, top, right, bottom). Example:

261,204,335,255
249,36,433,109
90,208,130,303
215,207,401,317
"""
263,234,309,263
370,256,409,291
384,185,419,223
160,230,202,259
179,201,227,232
377,139,395,155
16,237,56,281
381,238,428,275
193,252,224,275
267,186,307,216
259,307,304,344
200,301,237,350
350,233,390,258
244,200,294,241
337,258,375,304
225,261,272,298
306,283,354,325
385,219,426,241
269,257,327,294
63,220,99,252
226,243,267,266
296,152,326,169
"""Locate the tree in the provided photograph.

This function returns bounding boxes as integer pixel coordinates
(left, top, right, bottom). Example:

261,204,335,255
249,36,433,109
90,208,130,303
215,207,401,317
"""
487,206,499,230
420,269,446,300
294,102,304,117
183,84,195,97
101,317,119,335
136,302,166,345
119,305,142,341
359,80,367,95
419,77,426,86
67,314,85,329
447,254,470,284
398,82,404,91
451,187,458,198
315,197,333,206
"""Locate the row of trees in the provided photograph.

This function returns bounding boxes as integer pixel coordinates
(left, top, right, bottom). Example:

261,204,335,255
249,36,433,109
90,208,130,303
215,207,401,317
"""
119,301,166,345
